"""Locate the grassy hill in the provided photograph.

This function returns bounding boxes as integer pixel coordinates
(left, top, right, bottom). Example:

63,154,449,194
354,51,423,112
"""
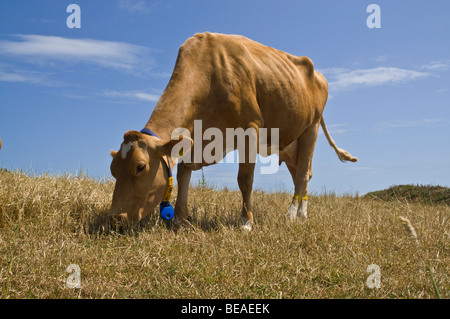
365,184,450,206
0,170,448,299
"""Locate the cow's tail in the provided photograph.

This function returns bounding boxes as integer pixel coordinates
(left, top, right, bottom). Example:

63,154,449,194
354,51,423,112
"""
320,117,358,163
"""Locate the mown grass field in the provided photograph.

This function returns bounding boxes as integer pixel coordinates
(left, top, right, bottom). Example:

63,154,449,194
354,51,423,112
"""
0,170,448,299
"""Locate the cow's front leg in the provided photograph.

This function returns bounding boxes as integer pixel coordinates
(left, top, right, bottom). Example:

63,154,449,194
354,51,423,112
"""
238,162,255,231
174,162,192,225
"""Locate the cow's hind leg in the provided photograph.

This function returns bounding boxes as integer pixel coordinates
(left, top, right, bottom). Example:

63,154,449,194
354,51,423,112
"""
238,162,255,231
285,164,298,220
286,122,319,220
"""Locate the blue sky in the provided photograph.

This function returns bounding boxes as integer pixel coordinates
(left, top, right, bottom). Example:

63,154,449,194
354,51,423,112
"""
0,0,449,195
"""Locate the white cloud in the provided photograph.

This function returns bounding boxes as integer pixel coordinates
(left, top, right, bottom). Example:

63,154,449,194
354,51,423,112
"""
375,55,389,62
376,118,446,130
103,90,160,102
118,0,157,14
0,69,41,84
322,67,429,91
0,63,56,85
318,123,351,135
343,166,382,176
420,61,449,71
0,34,152,71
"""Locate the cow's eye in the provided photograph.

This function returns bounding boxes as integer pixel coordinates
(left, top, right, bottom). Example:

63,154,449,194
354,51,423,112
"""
136,163,146,175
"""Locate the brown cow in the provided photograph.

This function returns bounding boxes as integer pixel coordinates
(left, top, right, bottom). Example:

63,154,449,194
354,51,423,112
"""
109,32,357,230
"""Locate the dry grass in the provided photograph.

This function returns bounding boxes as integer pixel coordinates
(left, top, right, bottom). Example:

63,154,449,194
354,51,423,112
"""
0,170,448,299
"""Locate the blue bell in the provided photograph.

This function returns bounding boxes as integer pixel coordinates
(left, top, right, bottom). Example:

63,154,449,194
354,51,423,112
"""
160,201,174,220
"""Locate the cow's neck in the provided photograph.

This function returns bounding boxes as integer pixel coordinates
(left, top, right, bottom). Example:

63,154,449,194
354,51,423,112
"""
144,79,197,141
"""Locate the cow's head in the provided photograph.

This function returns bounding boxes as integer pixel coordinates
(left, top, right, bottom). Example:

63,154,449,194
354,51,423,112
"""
109,130,191,226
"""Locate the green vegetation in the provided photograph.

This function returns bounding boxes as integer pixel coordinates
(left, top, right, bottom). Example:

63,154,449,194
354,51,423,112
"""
365,184,450,206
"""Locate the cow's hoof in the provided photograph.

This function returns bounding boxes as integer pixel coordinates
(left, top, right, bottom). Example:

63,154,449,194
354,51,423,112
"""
298,211,308,219
171,216,192,231
285,204,298,221
298,200,308,219
240,218,253,231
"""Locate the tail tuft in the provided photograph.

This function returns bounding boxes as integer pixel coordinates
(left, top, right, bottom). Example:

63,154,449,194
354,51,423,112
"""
320,117,358,163
335,147,358,163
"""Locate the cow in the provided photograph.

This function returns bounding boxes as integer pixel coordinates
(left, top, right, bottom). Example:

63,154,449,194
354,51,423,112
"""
109,32,357,230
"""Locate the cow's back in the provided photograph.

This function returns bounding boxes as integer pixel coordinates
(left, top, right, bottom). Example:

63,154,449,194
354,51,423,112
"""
149,32,328,149
189,33,326,147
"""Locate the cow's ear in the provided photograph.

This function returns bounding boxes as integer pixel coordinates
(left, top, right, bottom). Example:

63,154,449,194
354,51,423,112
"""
155,135,193,159
110,150,118,158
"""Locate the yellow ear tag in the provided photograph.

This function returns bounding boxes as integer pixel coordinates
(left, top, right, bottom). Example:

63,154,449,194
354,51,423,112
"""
162,176,173,202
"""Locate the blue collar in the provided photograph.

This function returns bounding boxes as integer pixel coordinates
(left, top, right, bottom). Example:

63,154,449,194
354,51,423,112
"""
140,128,174,220
140,127,158,138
